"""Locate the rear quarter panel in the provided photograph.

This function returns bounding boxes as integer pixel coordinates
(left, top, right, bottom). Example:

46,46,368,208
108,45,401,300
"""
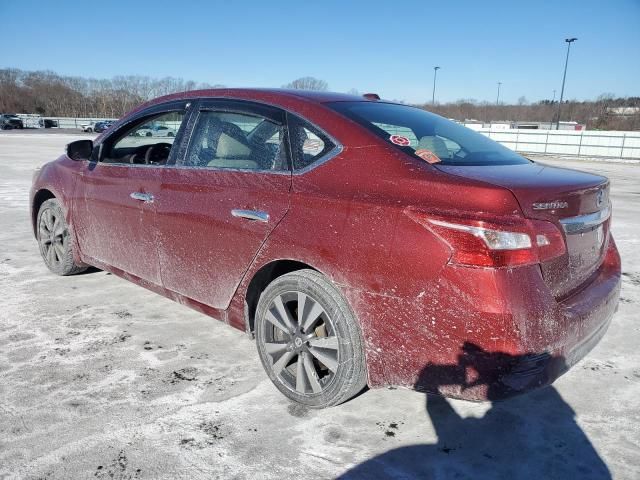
227,140,525,387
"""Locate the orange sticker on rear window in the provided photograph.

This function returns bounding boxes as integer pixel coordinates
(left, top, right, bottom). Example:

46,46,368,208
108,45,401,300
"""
415,149,441,164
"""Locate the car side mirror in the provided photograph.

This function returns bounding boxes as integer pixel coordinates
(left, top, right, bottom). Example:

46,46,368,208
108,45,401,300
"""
66,140,94,161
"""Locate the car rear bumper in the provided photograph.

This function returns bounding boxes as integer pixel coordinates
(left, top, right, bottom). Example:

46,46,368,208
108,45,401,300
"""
353,237,621,401
498,294,616,396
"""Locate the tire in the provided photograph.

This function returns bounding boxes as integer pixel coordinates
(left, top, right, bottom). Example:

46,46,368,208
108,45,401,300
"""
255,269,367,408
37,199,87,276
146,132,152,137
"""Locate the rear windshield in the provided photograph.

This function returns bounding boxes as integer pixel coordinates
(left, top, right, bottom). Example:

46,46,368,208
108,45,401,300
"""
327,101,530,166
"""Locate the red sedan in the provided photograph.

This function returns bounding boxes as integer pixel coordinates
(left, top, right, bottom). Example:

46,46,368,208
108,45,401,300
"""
30,89,621,407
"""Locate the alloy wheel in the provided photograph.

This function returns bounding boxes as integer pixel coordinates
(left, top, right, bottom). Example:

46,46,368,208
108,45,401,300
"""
262,291,339,395
39,208,66,269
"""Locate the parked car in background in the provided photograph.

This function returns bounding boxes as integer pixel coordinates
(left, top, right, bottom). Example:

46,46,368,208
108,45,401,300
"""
136,124,176,137
94,121,114,133
0,114,24,130
80,122,96,132
30,89,620,408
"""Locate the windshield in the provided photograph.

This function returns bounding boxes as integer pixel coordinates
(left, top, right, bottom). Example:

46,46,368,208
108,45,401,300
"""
327,101,530,166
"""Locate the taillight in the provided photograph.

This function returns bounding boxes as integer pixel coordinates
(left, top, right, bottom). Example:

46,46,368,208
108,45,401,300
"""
405,210,566,268
527,219,566,263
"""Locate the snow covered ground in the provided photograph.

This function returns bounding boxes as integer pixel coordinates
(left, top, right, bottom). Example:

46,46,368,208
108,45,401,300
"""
1,133,639,479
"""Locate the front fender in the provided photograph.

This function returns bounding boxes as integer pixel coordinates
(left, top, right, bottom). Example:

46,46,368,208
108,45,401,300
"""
30,156,82,262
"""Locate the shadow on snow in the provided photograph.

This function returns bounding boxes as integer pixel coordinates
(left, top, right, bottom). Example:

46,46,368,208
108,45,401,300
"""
339,343,610,480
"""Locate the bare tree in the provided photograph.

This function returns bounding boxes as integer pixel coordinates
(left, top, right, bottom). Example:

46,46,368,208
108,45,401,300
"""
427,93,640,130
0,68,224,118
283,77,328,91
1,68,638,129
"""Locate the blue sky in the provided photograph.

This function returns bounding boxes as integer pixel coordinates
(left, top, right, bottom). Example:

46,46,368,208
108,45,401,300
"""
2,0,638,104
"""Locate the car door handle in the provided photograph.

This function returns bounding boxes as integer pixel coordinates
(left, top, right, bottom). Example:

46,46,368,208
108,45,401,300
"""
231,209,269,223
130,192,154,203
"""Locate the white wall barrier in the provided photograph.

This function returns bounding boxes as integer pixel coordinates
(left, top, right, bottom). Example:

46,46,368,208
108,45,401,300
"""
45,117,118,129
480,129,640,160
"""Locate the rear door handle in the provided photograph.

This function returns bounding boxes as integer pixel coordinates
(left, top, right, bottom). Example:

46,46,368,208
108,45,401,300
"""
130,192,154,203
231,209,269,223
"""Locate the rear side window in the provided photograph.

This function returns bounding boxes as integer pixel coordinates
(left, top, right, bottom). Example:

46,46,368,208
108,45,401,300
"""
288,115,336,171
184,111,288,171
327,101,529,166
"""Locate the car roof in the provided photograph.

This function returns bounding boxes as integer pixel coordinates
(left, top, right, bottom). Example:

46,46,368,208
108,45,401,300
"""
132,88,384,113
98,89,401,147
177,88,366,103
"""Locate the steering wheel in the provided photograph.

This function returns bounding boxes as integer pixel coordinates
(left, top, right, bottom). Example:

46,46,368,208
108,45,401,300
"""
129,148,145,165
144,143,172,165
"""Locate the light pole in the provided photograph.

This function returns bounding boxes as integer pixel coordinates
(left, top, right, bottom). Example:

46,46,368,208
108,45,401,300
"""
550,89,557,129
432,66,440,104
556,37,577,130
496,82,502,105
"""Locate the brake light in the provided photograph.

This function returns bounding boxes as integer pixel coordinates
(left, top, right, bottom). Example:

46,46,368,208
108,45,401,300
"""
406,211,566,268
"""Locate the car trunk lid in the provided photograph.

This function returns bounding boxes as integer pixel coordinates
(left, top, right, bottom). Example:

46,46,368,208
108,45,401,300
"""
435,162,610,298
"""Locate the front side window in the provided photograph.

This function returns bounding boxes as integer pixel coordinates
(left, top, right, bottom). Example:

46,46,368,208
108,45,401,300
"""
327,101,529,166
184,111,287,171
102,111,185,165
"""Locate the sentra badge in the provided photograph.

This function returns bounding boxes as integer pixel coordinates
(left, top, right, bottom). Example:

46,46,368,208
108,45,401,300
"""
532,201,569,210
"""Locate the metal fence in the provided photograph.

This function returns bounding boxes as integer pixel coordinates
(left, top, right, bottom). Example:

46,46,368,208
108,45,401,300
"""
480,129,640,160
44,117,118,129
